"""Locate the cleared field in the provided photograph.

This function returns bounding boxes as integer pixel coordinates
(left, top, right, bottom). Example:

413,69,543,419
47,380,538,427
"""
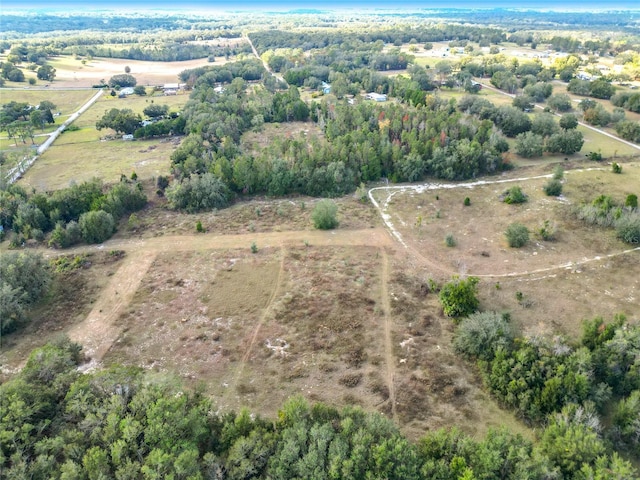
17,90,191,190
102,244,529,440
0,88,95,115
46,55,229,88
375,163,640,338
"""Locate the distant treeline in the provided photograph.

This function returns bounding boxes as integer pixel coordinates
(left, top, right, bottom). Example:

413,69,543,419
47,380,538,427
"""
249,25,507,54
1,15,241,35
60,43,251,62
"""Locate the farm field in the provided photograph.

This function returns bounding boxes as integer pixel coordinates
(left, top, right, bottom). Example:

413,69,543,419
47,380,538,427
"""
45,56,226,88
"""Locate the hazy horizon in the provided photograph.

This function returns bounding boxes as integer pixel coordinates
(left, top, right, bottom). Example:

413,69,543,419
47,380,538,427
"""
3,2,640,12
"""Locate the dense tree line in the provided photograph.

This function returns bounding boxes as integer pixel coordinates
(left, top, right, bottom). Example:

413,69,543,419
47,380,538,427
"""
2,14,241,35
62,42,251,62
0,250,51,334
1,338,637,478
454,311,640,458
249,25,507,55
0,177,147,248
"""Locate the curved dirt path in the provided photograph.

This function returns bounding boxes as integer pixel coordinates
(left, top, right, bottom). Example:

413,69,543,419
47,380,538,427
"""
368,169,640,279
54,228,393,367
380,249,398,422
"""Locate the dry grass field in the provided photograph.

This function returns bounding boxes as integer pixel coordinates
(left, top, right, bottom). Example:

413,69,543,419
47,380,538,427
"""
373,162,640,339
45,56,225,88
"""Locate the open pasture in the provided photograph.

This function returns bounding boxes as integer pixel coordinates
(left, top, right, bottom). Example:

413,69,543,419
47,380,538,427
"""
19,136,180,190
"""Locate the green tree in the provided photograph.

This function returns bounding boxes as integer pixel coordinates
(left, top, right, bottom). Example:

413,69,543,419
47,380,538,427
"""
531,113,559,137
515,132,543,158
79,210,115,244
311,199,339,230
505,223,529,247
559,113,578,130
454,311,513,360
545,129,584,155
108,73,137,88
439,276,480,318
36,65,56,81
547,93,573,112
537,406,606,477
543,179,563,197
96,108,142,135
143,104,169,118
512,95,534,111
166,173,230,213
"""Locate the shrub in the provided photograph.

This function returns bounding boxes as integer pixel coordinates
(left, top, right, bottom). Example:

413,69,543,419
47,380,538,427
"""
544,179,563,196
439,276,480,318
79,210,115,244
251,242,258,253
537,220,557,241
586,151,603,161
196,221,204,233
454,311,514,361
553,165,564,180
626,194,638,209
502,186,527,204
445,234,456,247
505,223,529,247
612,162,622,174
463,197,471,206
615,213,640,244
312,199,339,230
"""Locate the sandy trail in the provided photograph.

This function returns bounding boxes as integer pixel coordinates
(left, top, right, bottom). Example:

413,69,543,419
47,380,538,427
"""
380,249,398,422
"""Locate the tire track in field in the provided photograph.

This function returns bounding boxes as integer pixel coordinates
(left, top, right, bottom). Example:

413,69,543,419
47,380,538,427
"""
67,250,156,369
225,247,287,401
380,248,398,422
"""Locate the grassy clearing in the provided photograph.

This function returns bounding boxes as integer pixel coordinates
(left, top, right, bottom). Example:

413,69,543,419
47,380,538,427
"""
101,244,531,441
19,136,181,190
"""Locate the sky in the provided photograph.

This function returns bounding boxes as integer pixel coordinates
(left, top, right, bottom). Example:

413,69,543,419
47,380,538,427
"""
2,1,639,11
